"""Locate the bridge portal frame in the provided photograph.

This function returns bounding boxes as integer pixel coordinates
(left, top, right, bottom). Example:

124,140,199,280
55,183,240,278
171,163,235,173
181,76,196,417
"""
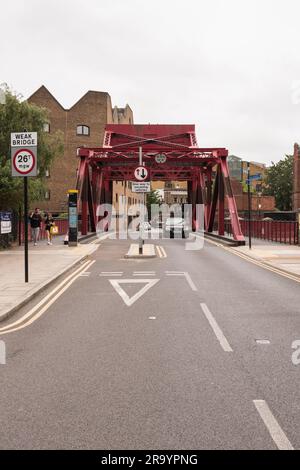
76,124,244,242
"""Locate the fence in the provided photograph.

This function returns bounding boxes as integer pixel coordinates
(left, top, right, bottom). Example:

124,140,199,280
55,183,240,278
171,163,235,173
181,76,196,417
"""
20,219,68,243
224,220,299,245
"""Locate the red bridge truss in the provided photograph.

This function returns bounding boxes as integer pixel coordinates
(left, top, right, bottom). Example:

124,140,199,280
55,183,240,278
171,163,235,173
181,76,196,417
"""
76,124,245,243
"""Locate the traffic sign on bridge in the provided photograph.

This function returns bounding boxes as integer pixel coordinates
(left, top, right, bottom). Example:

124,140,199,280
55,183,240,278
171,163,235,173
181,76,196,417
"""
11,132,37,177
134,166,148,181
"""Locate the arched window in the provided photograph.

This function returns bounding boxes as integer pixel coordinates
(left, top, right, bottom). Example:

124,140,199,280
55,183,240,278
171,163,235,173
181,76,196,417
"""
76,125,90,136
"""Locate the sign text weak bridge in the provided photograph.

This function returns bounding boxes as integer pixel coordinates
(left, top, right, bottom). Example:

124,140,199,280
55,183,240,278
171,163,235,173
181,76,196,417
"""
76,124,245,242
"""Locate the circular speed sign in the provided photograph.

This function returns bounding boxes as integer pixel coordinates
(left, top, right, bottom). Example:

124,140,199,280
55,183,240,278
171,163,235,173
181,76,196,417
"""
13,148,36,175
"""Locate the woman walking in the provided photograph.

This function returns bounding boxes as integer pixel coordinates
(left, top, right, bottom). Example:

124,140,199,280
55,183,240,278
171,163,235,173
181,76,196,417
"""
45,212,54,245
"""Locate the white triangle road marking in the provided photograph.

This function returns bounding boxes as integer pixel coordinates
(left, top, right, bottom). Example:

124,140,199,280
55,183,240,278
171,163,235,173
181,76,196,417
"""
109,279,160,307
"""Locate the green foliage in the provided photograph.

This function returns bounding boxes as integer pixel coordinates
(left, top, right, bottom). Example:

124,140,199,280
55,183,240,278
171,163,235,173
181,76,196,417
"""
147,190,161,208
263,155,293,211
0,85,64,211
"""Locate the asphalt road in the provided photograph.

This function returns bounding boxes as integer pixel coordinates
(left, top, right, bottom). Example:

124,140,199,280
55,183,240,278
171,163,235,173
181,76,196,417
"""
0,236,300,450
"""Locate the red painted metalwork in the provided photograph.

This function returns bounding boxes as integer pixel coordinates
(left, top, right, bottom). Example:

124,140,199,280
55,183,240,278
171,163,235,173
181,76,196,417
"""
76,124,245,241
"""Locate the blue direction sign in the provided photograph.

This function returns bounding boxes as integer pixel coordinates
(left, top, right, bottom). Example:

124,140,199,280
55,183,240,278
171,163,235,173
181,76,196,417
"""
246,173,262,184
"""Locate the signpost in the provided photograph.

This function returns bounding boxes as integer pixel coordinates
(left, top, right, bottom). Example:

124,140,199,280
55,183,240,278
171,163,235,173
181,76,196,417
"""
11,131,38,282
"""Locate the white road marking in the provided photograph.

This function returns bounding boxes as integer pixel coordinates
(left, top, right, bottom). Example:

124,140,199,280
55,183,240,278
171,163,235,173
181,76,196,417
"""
133,272,156,276
159,246,167,258
253,400,294,450
0,261,96,335
148,317,157,320
183,272,198,292
109,279,160,307
100,272,123,277
200,303,233,352
80,272,91,277
165,271,198,291
256,339,271,345
156,246,163,258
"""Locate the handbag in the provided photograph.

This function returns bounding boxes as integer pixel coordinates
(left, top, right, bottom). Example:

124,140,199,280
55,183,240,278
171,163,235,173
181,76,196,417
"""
50,224,59,235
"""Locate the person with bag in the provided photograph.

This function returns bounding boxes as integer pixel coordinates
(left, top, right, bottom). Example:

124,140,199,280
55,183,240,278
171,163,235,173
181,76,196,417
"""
29,208,42,246
44,212,56,245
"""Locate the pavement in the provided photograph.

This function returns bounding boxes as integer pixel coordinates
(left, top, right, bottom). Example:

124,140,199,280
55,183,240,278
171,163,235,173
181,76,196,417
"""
233,243,300,277
0,236,99,321
0,235,300,449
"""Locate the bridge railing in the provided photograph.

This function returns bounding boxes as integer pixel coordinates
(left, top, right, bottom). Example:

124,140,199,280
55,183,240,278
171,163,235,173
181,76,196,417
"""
223,220,299,245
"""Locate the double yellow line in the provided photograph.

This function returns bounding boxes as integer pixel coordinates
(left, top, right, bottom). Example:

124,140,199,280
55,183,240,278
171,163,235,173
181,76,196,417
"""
0,260,95,336
205,237,300,284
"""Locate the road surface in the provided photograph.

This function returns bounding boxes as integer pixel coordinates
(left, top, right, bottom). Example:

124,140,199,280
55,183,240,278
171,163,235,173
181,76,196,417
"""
0,236,299,450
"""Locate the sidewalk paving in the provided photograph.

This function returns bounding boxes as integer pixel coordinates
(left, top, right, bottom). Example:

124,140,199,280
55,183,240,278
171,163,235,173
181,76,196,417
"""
0,237,99,321
233,243,300,277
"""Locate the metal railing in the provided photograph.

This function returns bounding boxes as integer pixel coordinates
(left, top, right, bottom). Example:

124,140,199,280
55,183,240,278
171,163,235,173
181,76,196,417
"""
224,220,299,245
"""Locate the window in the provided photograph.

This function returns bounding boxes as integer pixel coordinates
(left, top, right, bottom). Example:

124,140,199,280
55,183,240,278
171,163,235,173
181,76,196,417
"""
116,193,118,203
44,190,51,200
43,122,50,133
76,125,90,136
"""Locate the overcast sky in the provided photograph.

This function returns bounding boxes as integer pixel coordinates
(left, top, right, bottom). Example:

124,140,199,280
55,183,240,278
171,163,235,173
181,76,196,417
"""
2,0,300,164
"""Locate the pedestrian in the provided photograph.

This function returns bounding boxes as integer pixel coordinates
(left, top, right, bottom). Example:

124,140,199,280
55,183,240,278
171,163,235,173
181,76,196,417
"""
29,208,42,246
44,212,54,245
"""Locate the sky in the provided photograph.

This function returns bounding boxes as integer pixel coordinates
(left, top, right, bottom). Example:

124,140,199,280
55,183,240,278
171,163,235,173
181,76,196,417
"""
1,0,300,164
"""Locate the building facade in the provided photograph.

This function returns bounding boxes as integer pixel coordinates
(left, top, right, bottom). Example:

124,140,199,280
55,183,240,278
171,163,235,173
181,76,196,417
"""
28,86,142,214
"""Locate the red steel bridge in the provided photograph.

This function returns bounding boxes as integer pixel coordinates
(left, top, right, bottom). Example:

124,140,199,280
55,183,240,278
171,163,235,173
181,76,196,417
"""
76,124,245,243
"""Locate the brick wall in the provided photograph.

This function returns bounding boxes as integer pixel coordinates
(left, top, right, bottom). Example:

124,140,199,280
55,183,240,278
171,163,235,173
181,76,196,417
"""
28,86,138,213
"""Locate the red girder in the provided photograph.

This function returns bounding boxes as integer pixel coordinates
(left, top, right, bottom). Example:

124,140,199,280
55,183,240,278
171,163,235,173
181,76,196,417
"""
76,124,244,242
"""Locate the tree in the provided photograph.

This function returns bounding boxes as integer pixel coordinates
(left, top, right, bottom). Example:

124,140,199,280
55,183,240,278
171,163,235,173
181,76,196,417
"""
146,190,161,211
263,155,293,211
0,85,64,211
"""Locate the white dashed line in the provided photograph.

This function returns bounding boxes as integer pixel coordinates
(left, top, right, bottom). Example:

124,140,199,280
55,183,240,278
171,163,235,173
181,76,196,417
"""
253,400,294,450
200,303,233,352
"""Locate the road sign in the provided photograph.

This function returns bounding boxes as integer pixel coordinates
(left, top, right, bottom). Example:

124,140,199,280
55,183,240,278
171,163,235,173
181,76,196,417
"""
132,182,151,193
0,212,12,234
12,148,36,176
11,132,37,177
155,153,167,164
10,131,38,283
248,173,262,182
134,166,148,181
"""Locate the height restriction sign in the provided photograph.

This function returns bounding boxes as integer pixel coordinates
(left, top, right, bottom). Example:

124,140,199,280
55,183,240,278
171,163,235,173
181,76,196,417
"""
11,132,37,177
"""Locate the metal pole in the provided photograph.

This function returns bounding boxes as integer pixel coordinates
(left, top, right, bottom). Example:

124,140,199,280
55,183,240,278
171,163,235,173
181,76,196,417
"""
139,146,143,254
247,162,252,250
24,177,29,282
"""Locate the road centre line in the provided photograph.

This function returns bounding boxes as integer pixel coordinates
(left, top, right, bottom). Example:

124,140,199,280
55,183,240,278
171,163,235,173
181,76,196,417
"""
200,303,233,352
0,260,95,335
253,400,294,450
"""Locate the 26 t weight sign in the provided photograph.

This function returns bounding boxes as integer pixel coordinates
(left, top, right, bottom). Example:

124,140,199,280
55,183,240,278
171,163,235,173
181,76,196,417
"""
12,148,37,177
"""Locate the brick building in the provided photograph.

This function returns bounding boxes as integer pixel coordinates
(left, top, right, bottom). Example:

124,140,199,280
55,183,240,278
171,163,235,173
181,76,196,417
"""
28,86,142,213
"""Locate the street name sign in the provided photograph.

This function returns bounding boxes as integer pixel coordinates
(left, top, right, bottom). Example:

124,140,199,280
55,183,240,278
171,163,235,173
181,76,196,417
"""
11,132,37,177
